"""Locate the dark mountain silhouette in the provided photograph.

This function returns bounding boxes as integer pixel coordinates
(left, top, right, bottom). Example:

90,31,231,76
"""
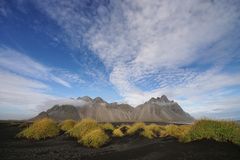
33,95,194,123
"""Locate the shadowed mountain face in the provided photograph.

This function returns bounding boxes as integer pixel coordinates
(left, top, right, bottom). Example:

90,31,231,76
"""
33,95,194,123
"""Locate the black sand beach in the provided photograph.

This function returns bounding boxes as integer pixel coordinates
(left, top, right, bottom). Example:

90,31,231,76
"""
0,122,240,160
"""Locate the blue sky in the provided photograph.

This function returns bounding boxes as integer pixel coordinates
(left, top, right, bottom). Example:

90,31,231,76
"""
0,0,240,120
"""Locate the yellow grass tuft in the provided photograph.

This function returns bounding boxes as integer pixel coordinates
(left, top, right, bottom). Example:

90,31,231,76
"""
59,119,76,132
127,122,146,135
66,118,111,148
17,118,60,140
113,128,124,137
141,124,164,139
160,124,191,141
113,124,130,137
80,128,109,148
67,118,99,139
99,123,115,131
126,122,164,139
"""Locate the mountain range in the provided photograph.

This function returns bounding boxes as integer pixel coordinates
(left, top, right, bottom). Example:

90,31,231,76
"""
33,95,194,123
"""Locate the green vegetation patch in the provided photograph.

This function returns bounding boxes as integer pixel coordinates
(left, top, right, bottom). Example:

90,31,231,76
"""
184,119,240,144
17,118,60,140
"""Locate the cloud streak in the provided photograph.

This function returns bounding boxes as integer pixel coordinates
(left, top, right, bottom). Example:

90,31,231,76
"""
0,47,73,87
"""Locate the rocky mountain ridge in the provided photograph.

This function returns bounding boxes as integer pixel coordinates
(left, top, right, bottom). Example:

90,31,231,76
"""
33,95,194,123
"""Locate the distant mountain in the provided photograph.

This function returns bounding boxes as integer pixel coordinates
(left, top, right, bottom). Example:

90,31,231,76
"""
133,96,193,123
33,95,194,123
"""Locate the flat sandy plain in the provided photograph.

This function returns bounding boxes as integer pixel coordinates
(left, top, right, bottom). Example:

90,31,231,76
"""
0,121,240,160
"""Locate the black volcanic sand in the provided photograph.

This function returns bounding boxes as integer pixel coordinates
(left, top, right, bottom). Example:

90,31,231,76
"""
0,122,240,160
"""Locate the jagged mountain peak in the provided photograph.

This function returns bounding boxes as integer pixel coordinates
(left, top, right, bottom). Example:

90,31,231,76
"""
77,96,93,102
158,95,170,102
77,96,106,103
93,97,106,103
148,95,172,104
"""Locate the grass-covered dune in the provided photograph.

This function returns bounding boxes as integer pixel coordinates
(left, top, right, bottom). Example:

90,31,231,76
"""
17,118,60,140
17,118,240,148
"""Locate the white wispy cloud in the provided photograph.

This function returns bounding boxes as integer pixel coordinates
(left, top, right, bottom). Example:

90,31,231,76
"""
0,0,11,17
34,0,240,118
52,69,85,85
0,47,85,119
0,47,85,88
0,69,59,119
38,98,88,111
